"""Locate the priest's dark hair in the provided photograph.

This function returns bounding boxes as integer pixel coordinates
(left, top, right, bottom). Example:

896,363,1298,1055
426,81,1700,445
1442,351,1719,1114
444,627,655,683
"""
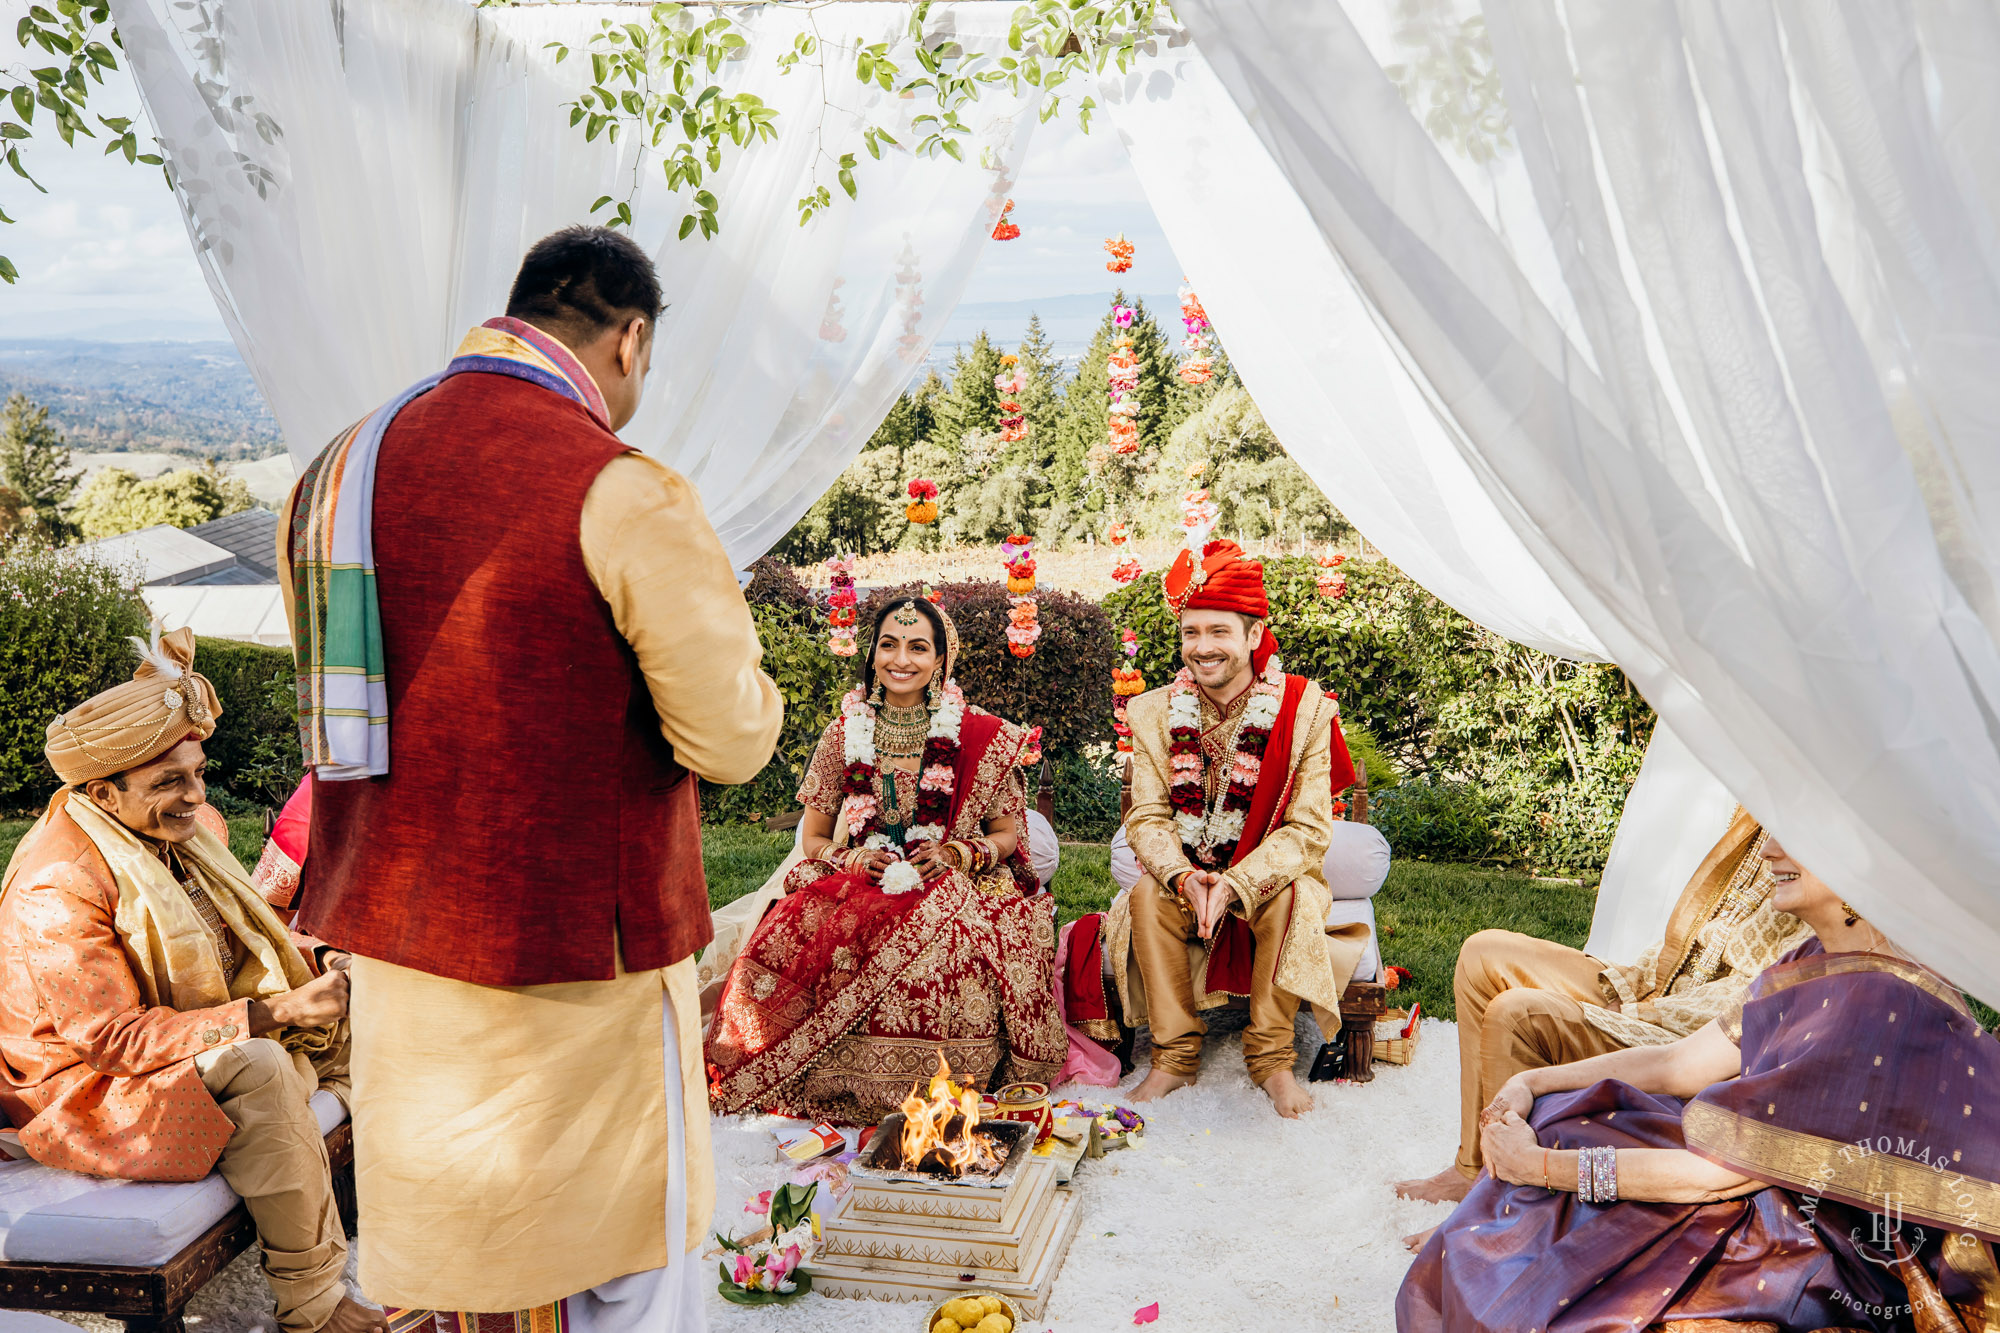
506,225,664,343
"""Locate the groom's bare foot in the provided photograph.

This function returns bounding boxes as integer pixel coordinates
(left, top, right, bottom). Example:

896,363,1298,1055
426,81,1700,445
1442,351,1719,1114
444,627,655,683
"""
1395,1165,1473,1204
1402,1225,1438,1253
1259,1069,1313,1118
1129,1066,1196,1103
322,1295,388,1333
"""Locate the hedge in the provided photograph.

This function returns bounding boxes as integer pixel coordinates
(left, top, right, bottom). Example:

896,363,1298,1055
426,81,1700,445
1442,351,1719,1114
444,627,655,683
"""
192,637,302,809
0,545,150,809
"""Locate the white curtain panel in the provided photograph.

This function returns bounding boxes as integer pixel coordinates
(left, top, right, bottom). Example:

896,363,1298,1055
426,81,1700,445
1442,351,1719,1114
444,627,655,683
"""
1176,0,2000,1004
108,0,1034,564
1098,29,1731,961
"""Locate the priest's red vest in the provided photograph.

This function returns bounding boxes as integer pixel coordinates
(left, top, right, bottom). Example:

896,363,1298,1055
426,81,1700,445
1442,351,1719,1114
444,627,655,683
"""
294,373,712,987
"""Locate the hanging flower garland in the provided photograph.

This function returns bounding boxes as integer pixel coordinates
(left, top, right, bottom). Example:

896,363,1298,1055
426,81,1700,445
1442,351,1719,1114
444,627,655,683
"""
1112,630,1145,754
1104,233,1135,273
1020,724,1044,769
1000,533,1041,659
994,355,1028,444
1316,551,1348,599
1106,334,1141,457
839,677,967,895
905,478,939,525
992,198,1021,241
1167,653,1286,864
1177,281,1213,385
1181,488,1220,539
1105,521,1129,546
819,276,847,343
826,556,859,656
893,235,925,365
1110,557,1144,585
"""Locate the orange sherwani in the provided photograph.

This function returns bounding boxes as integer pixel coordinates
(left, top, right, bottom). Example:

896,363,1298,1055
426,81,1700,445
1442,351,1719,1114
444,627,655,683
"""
0,802,310,1181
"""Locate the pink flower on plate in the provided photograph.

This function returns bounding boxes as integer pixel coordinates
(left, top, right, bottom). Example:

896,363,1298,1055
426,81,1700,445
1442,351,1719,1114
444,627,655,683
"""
920,763,954,791
744,1190,772,1215
731,1253,757,1288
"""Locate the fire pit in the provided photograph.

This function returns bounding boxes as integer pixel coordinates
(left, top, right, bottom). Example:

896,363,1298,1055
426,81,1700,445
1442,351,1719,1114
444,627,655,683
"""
852,1114,1030,1190
805,1056,1082,1317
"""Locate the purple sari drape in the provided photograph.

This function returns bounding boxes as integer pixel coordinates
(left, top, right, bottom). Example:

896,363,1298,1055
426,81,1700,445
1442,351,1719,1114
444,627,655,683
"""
1398,942,2000,1332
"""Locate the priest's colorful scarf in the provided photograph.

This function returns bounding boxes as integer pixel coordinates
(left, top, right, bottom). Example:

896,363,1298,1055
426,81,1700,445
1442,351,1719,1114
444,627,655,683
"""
288,318,609,779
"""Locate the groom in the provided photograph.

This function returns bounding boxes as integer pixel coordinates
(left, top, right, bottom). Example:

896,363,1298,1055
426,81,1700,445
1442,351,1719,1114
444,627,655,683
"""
282,226,781,1329
1123,540,1364,1118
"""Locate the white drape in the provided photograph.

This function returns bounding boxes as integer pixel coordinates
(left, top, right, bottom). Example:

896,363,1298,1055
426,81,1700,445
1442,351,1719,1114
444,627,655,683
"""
1098,25,1725,962
108,0,1033,564
1176,0,2000,1005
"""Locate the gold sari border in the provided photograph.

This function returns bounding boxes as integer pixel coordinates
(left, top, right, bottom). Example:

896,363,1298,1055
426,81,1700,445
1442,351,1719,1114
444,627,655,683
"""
1683,1100,2000,1243
1755,951,1973,1017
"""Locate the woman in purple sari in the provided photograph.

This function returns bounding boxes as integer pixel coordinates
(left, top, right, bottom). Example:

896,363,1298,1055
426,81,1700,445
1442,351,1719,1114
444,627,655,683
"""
1399,836,2000,1333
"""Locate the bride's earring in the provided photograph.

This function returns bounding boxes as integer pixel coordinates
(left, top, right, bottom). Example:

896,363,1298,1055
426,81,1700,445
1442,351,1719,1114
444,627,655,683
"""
926,670,942,710
1841,901,1861,927
868,677,885,707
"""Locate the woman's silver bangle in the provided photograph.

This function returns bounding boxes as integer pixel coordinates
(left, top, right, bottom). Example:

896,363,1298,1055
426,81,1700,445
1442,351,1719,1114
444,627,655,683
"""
1577,1145,1618,1203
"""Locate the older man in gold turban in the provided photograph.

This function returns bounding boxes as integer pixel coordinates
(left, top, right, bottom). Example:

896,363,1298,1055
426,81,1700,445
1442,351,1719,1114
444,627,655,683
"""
0,628,382,1333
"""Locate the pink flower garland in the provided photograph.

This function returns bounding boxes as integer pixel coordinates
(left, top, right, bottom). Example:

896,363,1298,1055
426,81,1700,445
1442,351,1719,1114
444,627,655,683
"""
1164,654,1285,866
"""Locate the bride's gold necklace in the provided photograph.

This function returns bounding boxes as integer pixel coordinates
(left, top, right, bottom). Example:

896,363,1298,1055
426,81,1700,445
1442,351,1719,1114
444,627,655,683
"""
875,701,931,760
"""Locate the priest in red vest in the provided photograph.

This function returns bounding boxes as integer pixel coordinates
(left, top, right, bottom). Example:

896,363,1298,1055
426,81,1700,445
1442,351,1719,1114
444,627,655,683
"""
279,227,782,1329
1118,540,1364,1118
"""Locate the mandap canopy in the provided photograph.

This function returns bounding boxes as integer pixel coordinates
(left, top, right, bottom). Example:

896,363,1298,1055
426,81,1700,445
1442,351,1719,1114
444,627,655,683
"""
109,0,2000,1006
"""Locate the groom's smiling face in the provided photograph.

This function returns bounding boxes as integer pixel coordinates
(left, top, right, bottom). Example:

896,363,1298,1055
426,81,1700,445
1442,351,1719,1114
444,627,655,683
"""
1179,611,1261,693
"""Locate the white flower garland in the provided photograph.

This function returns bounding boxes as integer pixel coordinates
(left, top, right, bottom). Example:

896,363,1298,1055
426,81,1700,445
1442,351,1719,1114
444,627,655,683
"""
837,680,967,895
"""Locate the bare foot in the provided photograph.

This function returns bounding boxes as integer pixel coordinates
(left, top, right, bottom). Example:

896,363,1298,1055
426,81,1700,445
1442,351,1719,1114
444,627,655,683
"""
1259,1069,1313,1119
1403,1225,1437,1253
321,1296,388,1333
1129,1066,1196,1103
1394,1165,1473,1204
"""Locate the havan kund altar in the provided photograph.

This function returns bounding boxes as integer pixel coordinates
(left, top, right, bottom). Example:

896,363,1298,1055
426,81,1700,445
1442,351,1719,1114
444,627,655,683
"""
806,1059,1083,1316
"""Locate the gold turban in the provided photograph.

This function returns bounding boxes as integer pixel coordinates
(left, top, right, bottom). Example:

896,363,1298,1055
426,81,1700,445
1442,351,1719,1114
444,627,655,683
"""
44,626,222,786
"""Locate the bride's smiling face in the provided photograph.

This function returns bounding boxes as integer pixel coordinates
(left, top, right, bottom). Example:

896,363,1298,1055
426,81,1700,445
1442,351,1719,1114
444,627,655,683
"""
872,619,938,707
1759,836,1838,917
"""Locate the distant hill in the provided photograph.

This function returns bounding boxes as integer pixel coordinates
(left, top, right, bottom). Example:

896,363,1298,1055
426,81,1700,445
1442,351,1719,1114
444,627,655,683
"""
927,291,1179,371
0,340,281,461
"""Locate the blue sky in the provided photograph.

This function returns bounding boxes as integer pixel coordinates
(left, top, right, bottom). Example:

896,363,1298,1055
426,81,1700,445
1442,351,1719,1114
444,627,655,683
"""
1,40,1186,347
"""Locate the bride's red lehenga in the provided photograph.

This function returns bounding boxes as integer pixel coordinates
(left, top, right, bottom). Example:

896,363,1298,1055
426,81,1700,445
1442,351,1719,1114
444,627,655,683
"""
704,704,1065,1126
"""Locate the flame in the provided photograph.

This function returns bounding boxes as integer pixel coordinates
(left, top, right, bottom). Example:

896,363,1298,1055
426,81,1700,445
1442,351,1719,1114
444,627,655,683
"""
896,1052,1001,1177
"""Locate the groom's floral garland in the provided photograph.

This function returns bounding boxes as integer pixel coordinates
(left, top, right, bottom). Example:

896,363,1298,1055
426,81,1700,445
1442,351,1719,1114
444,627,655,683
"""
1166,653,1285,867
839,678,967,894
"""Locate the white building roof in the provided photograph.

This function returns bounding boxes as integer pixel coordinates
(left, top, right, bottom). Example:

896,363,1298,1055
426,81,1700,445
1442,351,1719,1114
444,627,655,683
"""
142,585,291,648
78,525,238,586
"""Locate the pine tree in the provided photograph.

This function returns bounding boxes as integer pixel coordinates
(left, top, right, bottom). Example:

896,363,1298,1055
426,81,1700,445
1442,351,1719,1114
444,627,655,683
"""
926,333,1005,459
0,393,77,541
1009,313,1065,473
1049,306,1117,513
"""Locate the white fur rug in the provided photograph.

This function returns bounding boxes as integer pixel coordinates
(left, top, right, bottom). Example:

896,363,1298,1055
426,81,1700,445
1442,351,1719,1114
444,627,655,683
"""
51,1018,1463,1333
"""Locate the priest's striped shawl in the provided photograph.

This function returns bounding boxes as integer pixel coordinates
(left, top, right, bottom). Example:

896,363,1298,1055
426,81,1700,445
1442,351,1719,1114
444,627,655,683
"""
288,317,610,779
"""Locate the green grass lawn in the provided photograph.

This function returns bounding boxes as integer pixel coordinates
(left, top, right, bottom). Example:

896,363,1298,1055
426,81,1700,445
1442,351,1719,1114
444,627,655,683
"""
697,824,1592,1022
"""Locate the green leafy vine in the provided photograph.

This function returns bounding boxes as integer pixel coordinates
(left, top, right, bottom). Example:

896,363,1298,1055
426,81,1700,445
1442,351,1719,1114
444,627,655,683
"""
3,1,161,284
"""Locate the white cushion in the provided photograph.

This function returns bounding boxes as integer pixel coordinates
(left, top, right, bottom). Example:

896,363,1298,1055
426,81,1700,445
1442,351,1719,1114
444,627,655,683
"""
1323,820,1392,900
1113,822,1391,900
1024,810,1060,889
1327,897,1381,983
1109,825,1143,894
0,1089,346,1266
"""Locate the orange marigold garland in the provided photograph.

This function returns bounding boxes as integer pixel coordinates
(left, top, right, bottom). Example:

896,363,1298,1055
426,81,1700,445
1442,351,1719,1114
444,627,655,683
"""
994,355,1029,444
1316,551,1348,599
1111,628,1145,753
826,555,859,656
1103,233,1135,273
992,199,1021,242
1176,280,1213,385
905,478,939,525
1001,534,1041,659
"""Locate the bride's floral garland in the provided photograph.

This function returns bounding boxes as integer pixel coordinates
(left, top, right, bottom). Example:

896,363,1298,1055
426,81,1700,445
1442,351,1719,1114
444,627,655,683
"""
839,678,968,894
1166,653,1285,866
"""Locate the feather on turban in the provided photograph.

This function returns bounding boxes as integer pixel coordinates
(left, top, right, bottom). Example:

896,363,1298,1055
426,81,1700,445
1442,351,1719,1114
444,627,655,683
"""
44,625,221,786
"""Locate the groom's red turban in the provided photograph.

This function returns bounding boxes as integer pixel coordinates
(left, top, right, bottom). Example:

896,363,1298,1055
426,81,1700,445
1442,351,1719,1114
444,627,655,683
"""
1163,539,1269,618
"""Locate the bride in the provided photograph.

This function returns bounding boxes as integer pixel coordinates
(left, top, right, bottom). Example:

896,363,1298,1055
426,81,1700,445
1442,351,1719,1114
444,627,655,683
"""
704,596,1065,1125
